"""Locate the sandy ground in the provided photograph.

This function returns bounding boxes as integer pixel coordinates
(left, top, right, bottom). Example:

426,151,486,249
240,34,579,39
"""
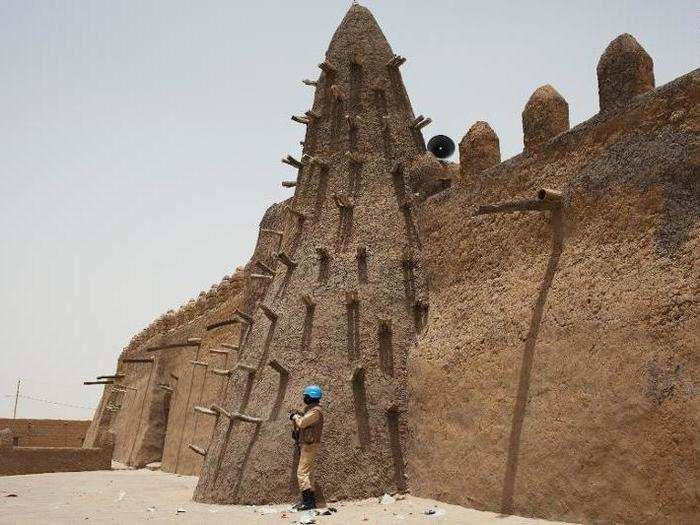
0,466,576,525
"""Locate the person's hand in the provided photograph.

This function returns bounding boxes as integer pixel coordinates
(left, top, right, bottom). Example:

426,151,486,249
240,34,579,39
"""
289,409,301,420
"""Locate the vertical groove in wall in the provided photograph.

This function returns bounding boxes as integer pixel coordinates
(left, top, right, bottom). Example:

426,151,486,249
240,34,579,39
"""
378,320,394,377
356,247,368,284
346,296,360,361
316,248,330,284
330,98,345,151
401,252,417,309
413,300,428,333
268,361,290,421
386,406,407,491
314,166,329,220
349,61,363,115
374,89,393,158
351,367,370,448
300,302,316,353
348,160,362,196
336,206,354,252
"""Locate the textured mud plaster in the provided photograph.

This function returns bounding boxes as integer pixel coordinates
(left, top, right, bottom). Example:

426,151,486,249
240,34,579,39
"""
194,4,427,504
407,69,699,525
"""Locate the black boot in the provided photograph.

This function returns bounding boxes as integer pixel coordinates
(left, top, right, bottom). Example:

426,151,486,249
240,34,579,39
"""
295,489,316,510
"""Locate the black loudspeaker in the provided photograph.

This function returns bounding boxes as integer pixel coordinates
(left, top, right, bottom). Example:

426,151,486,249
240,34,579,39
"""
427,135,456,159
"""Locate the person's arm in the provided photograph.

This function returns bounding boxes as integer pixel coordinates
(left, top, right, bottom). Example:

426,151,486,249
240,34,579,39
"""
293,409,320,429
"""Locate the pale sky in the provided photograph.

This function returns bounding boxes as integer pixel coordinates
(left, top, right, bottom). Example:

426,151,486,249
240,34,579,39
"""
1,1,697,419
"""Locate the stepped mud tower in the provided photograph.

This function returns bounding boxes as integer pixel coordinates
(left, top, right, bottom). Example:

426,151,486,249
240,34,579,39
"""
194,4,428,504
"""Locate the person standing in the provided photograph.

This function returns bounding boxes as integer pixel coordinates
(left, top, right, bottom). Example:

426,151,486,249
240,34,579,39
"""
290,385,324,510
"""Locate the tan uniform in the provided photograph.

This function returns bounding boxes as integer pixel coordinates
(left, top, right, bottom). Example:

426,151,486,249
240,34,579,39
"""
293,404,323,491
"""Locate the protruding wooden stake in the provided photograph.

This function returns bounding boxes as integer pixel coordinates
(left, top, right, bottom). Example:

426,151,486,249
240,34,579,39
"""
157,384,174,392
194,406,217,416
387,55,407,68
211,368,233,377
260,228,284,237
411,116,432,130
250,273,274,281
189,360,208,367
277,251,298,269
305,110,321,119
235,309,253,324
291,115,310,125
221,343,239,351
187,444,207,456
187,337,202,345
537,188,563,204
302,79,318,86
318,61,337,74
209,348,229,355
345,290,359,305
282,180,297,188
282,155,303,169
333,193,354,209
259,303,278,322
301,154,328,169
96,374,125,380
254,259,275,275
301,293,316,307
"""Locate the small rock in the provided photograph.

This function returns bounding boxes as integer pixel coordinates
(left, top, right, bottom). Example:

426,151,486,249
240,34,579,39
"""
5,494,18,498
145,462,161,471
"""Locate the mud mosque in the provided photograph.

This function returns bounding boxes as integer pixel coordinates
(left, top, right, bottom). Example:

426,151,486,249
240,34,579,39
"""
77,4,697,524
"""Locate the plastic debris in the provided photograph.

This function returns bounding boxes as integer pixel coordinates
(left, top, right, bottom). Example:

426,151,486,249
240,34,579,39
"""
424,507,446,517
116,491,126,502
380,493,396,505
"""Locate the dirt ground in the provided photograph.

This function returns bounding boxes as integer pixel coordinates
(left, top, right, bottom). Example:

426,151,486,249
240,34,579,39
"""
0,465,575,525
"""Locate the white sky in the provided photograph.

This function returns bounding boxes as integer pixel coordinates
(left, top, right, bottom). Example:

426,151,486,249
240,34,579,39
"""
1,0,697,419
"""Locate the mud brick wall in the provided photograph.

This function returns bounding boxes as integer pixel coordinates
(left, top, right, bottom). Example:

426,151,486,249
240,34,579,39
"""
0,419,90,448
0,445,113,476
406,57,699,525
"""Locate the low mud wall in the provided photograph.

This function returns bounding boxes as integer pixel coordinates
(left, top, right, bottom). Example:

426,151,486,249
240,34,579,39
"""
0,445,113,476
0,419,90,448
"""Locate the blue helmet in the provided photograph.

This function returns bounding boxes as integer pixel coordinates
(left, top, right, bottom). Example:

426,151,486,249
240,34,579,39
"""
303,384,323,400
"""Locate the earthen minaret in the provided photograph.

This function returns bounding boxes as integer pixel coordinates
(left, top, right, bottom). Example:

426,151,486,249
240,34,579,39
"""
194,4,428,503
